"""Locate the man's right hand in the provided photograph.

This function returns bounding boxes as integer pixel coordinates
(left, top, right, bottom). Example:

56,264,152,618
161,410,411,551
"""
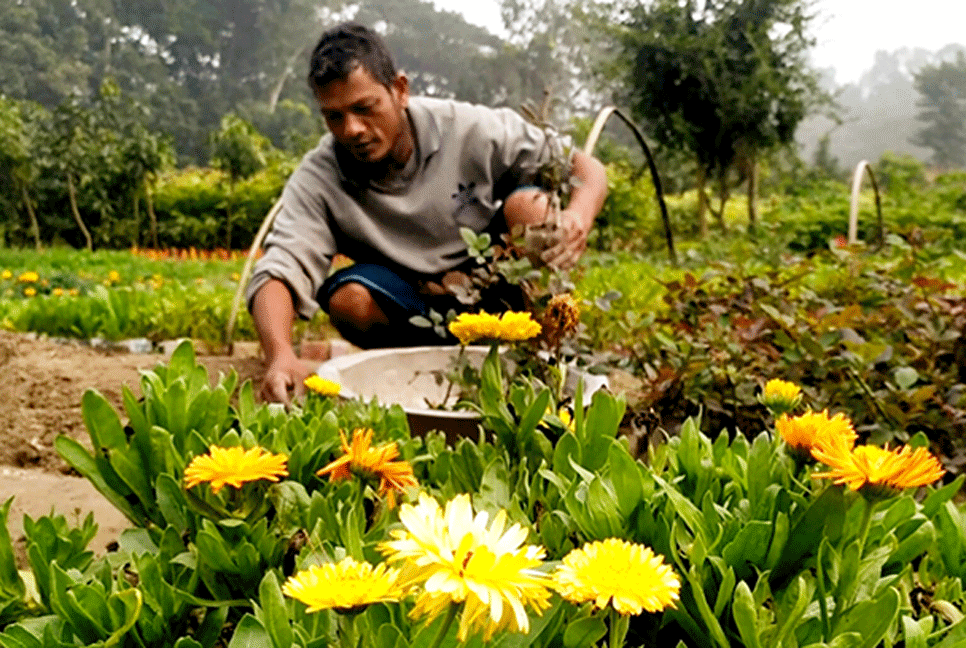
260,350,314,406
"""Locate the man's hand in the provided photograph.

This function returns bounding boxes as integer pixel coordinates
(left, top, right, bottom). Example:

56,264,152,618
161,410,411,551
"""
260,350,315,406
540,208,590,270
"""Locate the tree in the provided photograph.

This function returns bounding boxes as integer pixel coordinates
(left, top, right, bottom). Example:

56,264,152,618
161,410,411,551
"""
911,53,966,169
209,114,271,249
0,98,46,248
609,0,824,233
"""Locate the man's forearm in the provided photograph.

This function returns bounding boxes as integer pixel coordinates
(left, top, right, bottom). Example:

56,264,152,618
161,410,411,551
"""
252,279,298,362
568,150,608,228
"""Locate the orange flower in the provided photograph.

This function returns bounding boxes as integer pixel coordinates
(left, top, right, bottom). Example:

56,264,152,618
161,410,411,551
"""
776,410,857,455
812,443,945,497
184,445,288,494
317,429,418,507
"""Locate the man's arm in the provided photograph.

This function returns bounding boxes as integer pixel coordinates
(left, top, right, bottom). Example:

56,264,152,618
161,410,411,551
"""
548,150,608,269
252,279,315,405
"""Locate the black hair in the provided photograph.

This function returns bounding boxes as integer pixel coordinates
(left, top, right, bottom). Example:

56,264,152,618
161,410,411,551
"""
307,23,397,90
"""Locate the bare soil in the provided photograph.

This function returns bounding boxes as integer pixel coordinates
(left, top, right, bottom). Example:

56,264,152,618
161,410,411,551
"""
0,331,266,555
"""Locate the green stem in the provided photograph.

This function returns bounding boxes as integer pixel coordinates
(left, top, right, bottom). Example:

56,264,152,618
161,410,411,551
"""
428,605,460,648
856,496,874,559
609,608,629,648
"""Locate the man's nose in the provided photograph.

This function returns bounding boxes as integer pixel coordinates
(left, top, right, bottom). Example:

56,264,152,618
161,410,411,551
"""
343,114,366,139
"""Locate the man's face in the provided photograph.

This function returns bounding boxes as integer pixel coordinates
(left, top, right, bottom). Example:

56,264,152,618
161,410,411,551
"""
314,66,410,164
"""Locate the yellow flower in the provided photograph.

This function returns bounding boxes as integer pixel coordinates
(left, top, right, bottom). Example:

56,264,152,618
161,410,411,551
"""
317,429,417,508
776,410,857,455
184,445,288,494
230,271,241,281
448,311,542,345
759,379,803,414
68,288,80,297
107,270,121,283
812,443,946,497
23,287,36,297
17,271,38,283
0,270,11,280
551,538,680,616
52,287,64,296
282,557,403,613
380,492,551,641
303,375,342,397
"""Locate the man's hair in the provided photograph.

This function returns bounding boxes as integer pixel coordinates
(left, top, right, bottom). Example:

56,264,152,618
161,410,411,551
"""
307,23,397,90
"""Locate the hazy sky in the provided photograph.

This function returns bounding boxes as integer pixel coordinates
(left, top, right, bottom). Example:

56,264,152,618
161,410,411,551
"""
432,0,966,85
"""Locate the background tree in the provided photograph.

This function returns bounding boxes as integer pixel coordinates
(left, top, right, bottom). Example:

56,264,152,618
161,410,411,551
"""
911,52,966,169
209,114,272,249
609,0,824,234
0,98,46,249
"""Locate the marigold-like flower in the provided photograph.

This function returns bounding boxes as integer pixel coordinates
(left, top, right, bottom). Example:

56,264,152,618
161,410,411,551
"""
107,270,121,283
52,287,64,296
759,379,803,415
551,538,680,615
380,492,551,641
812,443,946,497
776,410,857,455
304,375,341,397
448,311,542,345
17,271,38,283
184,445,288,494
68,288,80,297
23,287,36,297
317,429,417,508
282,557,403,613
0,270,11,280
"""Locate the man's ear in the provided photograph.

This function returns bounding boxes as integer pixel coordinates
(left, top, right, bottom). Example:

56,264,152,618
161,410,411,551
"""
392,72,410,109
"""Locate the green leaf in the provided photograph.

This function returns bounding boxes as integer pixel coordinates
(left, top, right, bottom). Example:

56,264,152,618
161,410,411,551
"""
563,616,607,648
770,485,845,588
731,581,763,648
53,436,140,524
894,366,919,390
227,614,271,648
257,572,294,648
832,587,900,648
82,389,127,452
607,443,644,519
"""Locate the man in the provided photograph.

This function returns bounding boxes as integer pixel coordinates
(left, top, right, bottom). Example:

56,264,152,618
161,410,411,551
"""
247,23,607,404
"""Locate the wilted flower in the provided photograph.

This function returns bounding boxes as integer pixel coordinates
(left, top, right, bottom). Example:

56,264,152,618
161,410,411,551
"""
304,375,341,397
541,293,580,348
282,557,403,613
184,445,288,494
380,492,551,641
776,409,857,456
317,428,417,508
812,443,946,499
551,538,680,616
17,271,38,283
759,379,802,415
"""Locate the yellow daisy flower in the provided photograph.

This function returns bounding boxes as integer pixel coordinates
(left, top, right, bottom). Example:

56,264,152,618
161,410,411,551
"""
380,492,551,641
52,287,64,296
812,443,946,497
107,270,121,284
303,375,342,397
68,288,80,297
0,270,11,280
776,409,857,455
317,429,417,508
759,379,803,415
17,271,38,283
184,445,288,494
282,557,403,613
552,538,680,615
448,311,542,345
23,287,36,297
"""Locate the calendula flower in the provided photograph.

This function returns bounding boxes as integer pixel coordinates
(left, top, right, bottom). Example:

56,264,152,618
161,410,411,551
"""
776,410,857,456
52,287,64,296
380,493,551,641
282,557,403,613
812,443,946,498
107,270,121,283
317,429,417,508
448,311,542,345
17,271,38,283
0,270,11,280
23,287,36,297
184,445,288,494
68,288,80,297
303,375,342,397
759,379,803,415
551,538,680,616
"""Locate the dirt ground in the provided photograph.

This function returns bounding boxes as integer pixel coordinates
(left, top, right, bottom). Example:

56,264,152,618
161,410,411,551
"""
0,330,267,555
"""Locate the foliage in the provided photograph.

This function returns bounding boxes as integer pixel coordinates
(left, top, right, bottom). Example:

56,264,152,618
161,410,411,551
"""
911,51,966,169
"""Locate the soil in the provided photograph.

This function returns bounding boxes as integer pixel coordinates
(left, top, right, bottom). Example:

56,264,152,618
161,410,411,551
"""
0,330,267,556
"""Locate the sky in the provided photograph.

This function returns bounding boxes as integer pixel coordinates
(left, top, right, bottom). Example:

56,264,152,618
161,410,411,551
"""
432,0,966,85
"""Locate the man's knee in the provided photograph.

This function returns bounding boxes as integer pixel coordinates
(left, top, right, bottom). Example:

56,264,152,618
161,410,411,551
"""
327,282,389,332
504,188,551,230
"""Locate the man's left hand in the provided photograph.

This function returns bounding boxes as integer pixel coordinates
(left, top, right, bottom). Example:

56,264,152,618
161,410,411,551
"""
540,208,589,270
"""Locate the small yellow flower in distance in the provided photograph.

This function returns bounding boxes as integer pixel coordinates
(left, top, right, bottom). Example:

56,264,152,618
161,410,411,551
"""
380,492,551,641
303,375,341,397
230,271,241,281
317,429,417,508
184,445,288,494
812,443,946,498
68,288,80,297
107,270,121,283
776,410,857,455
23,287,36,297
282,557,403,613
552,538,680,615
0,270,11,280
17,271,39,283
759,379,802,414
52,287,64,297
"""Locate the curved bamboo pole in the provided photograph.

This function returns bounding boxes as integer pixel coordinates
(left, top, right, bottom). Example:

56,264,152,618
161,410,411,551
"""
583,106,676,264
848,160,884,248
225,198,284,354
